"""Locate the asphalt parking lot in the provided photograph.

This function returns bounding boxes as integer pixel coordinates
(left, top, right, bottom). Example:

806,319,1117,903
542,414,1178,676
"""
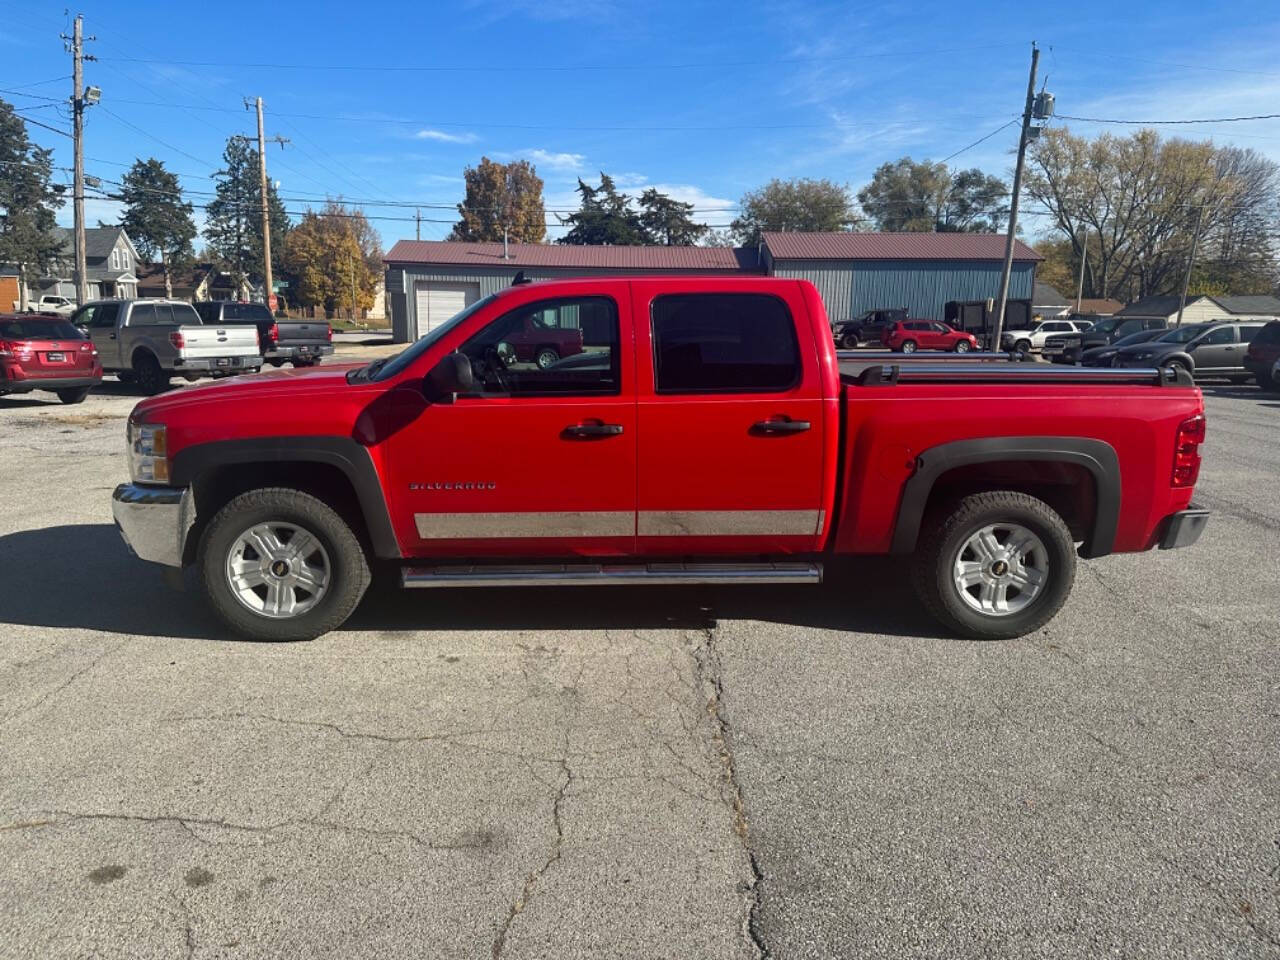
1,357,1277,959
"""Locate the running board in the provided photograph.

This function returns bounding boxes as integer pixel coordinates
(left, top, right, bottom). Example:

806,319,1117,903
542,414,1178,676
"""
401,561,823,588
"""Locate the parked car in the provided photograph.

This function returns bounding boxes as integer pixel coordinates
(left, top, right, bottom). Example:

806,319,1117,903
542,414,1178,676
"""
882,320,978,353
1077,328,1170,367
194,301,333,368
1243,320,1280,390
833,308,907,349
1002,318,1091,356
110,276,1207,645
30,294,77,317
495,301,585,369
73,299,261,395
1111,321,1265,380
0,314,102,403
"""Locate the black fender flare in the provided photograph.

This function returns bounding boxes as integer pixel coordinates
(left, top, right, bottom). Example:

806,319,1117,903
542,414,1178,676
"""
890,436,1121,559
170,436,401,559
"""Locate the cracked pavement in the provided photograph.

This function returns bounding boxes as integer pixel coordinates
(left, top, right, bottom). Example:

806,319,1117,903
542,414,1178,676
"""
1,381,1277,958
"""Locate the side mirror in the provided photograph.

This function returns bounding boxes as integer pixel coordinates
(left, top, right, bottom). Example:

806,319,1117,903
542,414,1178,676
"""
423,352,474,403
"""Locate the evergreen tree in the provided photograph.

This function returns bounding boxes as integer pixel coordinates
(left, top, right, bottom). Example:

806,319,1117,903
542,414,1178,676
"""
558,174,648,245
204,137,289,292
638,189,707,245
0,99,64,310
118,157,196,298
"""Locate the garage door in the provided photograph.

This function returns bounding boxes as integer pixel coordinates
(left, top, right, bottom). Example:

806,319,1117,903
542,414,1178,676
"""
414,281,480,338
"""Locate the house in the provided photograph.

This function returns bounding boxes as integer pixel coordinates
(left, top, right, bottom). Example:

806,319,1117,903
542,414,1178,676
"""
1072,298,1124,316
1112,294,1280,326
383,232,1041,342
0,263,19,312
36,227,140,301
135,262,217,301
1033,281,1071,318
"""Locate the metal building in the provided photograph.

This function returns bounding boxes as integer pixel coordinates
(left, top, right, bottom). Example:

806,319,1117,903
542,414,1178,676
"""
384,233,1040,342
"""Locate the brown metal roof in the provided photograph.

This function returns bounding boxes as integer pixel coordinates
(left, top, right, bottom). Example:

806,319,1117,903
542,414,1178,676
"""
762,231,1043,262
385,240,759,271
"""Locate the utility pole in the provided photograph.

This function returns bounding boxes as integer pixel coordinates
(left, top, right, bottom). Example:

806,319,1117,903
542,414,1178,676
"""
349,254,358,322
992,42,1040,352
63,15,95,305
1074,226,1088,313
415,209,422,242
1175,206,1205,328
244,98,288,308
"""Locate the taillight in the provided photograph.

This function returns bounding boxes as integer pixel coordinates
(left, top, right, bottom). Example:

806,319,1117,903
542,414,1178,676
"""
1172,414,1206,487
169,331,185,350
0,340,12,358
268,323,280,343
326,326,333,342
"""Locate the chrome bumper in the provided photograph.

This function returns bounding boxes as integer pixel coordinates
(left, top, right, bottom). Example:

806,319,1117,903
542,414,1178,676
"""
1159,507,1210,550
111,483,196,568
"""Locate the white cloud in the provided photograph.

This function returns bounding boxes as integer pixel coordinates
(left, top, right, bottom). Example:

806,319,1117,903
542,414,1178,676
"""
519,149,587,171
639,183,736,216
413,129,479,144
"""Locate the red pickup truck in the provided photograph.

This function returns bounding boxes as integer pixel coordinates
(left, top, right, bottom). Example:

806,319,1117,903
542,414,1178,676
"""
111,277,1209,642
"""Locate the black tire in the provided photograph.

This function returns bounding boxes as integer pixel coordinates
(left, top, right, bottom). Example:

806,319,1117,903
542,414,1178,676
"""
840,332,859,350
198,487,370,642
56,387,90,404
1258,373,1280,393
900,340,918,354
267,358,286,368
133,353,168,395
292,358,318,368
1014,339,1032,357
1166,358,1191,375
535,347,560,369
911,490,1076,641
116,372,136,385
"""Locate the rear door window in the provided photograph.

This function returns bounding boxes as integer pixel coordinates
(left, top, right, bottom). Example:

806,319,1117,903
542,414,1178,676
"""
1239,325,1262,343
129,304,158,326
651,294,800,394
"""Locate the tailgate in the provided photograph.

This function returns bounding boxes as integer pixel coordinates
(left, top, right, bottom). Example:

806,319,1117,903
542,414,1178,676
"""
179,324,259,359
17,338,97,377
276,321,330,347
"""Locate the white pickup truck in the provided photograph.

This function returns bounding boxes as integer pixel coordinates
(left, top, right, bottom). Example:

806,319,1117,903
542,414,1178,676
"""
33,294,78,317
73,299,262,394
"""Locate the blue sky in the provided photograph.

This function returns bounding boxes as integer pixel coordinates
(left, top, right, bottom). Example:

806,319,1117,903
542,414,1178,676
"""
4,0,1280,247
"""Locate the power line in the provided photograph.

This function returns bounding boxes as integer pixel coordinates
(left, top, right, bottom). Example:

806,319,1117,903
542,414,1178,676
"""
939,118,1019,163
95,105,219,167
17,113,72,138
0,74,72,90
1056,112,1280,126
93,43,1028,75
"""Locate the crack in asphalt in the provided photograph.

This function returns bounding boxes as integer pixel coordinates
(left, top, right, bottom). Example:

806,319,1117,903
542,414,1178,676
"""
1,640,126,727
692,628,769,960
490,758,573,960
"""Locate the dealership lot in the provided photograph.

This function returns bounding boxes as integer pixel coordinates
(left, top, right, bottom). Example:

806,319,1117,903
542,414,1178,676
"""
0,369,1277,958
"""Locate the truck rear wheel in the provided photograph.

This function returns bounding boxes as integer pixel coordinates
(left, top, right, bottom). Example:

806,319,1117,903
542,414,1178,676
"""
912,490,1076,640
133,353,169,395
535,346,560,369
198,487,371,641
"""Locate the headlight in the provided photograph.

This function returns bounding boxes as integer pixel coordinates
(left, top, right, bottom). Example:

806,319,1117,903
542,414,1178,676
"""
128,421,170,484
1131,352,1153,361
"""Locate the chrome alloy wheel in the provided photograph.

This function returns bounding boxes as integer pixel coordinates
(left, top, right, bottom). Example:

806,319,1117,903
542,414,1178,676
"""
952,522,1048,617
225,522,331,619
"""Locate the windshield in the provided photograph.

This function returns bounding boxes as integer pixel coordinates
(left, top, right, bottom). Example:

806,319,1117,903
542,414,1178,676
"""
1156,324,1210,345
1111,330,1160,348
367,294,497,382
1089,316,1122,334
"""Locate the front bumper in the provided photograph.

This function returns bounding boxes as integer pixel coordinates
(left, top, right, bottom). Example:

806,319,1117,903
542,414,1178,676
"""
111,483,195,568
1158,507,1210,550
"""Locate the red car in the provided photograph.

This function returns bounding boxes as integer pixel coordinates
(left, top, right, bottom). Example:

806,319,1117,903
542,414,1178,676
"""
0,314,102,404
110,277,1207,644
882,320,979,353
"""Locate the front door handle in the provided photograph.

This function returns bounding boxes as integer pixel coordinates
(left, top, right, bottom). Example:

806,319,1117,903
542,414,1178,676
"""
563,422,624,439
752,416,811,435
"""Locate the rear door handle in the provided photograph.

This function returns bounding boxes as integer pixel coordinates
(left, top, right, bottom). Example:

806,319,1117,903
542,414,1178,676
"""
752,417,811,435
563,422,624,438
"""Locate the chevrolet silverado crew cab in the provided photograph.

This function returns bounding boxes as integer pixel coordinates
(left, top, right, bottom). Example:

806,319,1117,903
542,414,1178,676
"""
194,301,333,368
110,277,1209,643
75,299,262,394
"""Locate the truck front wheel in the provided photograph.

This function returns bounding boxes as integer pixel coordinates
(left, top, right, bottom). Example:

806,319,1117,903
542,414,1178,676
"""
912,490,1076,640
535,346,560,369
198,487,371,641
